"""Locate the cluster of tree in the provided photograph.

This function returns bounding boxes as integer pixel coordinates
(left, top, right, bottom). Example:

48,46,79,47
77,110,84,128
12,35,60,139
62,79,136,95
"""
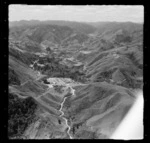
8,93,37,139
119,68,142,89
34,55,87,82
9,68,21,86
115,33,132,43
94,68,118,82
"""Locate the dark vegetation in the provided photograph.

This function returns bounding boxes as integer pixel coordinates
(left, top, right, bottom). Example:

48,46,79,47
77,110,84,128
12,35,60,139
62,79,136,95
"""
43,79,50,84
94,67,118,82
8,93,37,138
119,68,142,89
115,34,132,43
9,68,21,86
34,55,87,83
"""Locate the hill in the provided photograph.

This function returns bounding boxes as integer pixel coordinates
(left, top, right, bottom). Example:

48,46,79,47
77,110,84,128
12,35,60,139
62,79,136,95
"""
9,20,97,34
8,20,143,139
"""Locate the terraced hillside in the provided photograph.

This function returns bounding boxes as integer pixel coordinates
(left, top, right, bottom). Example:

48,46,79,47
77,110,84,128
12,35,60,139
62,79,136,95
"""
8,20,143,139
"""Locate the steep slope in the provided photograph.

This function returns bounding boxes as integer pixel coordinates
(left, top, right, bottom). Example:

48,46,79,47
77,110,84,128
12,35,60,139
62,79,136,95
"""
8,93,38,139
8,21,143,139
9,23,90,55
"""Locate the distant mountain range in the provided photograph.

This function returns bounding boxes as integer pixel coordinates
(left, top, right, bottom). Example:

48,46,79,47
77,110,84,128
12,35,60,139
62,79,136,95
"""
9,20,97,34
9,20,143,51
9,20,143,34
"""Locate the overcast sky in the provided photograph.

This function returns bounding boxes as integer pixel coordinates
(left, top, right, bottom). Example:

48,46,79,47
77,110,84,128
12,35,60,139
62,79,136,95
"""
9,5,144,23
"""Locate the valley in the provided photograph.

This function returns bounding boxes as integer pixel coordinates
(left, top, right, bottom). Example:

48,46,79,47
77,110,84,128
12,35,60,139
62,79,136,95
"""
8,20,143,139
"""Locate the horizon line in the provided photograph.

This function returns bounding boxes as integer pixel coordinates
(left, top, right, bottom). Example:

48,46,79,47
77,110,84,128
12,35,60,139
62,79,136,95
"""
9,19,143,24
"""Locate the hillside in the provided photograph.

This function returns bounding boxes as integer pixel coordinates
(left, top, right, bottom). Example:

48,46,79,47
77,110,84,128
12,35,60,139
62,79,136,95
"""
8,20,143,139
9,20,96,34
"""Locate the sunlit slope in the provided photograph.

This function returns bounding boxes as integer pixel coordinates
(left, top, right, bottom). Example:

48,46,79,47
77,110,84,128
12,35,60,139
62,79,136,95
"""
61,81,135,138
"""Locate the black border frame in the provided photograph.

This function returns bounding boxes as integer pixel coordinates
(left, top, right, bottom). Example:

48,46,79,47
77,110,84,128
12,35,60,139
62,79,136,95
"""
1,0,148,142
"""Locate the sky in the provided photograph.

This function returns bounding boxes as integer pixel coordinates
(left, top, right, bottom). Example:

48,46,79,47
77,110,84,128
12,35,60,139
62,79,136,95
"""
9,5,144,23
